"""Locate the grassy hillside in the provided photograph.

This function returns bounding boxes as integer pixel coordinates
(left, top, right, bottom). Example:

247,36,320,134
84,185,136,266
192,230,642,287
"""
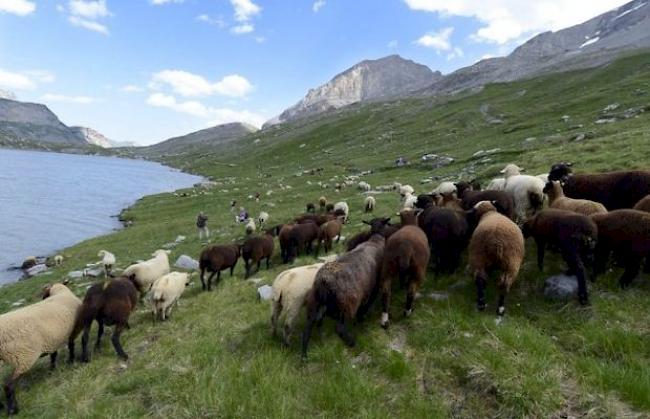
2,52,650,418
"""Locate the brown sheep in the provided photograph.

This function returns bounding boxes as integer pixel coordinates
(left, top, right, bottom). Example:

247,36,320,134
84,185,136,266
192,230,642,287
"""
301,219,389,358
319,196,327,211
379,210,430,328
242,232,275,278
279,224,295,263
315,217,343,257
286,222,320,263
591,210,650,288
543,181,607,216
199,245,241,291
69,276,138,362
468,201,525,316
634,195,650,212
306,203,316,213
294,213,334,226
522,209,598,305
455,181,515,220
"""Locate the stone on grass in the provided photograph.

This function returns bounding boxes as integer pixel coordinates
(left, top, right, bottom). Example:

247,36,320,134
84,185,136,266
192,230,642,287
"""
26,264,48,277
257,285,273,301
68,271,85,279
174,255,199,271
544,274,578,300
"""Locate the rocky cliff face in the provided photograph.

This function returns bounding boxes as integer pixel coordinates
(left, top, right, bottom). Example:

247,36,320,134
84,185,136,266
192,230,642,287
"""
71,126,114,148
267,55,442,126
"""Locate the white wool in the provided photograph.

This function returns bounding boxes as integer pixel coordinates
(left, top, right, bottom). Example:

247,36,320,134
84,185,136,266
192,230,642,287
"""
503,174,546,223
53,255,64,265
98,250,116,277
150,272,191,321
432,181,457,195
245,219,256,235
333,201,349,221
500,163,524,178
364,196,376,212
402,193,418,210
123,250,171,295
358,181,371,192
486,178,506,191
536,173,549,183
399,184,414,196
258,211,269,228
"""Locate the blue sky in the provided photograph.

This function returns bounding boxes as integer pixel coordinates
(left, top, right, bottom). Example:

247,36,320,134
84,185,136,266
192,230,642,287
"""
0,0,630,145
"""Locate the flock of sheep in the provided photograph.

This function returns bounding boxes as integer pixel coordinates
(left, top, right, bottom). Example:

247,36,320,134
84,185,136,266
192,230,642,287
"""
1,161,650,414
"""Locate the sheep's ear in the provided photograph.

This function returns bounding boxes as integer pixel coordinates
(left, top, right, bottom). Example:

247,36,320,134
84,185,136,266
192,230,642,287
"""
382,217,391,225
499,168,506,174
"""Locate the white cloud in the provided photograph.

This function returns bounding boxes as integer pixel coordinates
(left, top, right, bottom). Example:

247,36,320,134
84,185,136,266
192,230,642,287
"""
0,68,54,91
446,46,464,60
230,0,260,22
0,0,35,15
196,14,226,27
150,0,184,4
24,70,55,83
254,36,266,43
150,70,254,98
387,40,398,49
146,93,266,127
231,23,254,34
313,0,325,12
68,15,109,34
402,0,630,44
68,0,110,19
120,84,144,93
41,93,97,104
415,27,454,51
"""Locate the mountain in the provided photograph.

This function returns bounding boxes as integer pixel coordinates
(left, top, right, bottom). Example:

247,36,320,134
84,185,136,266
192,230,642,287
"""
0,90,16,100
420,0,650,95
266,55,442,126
140,122,258,157
71,126,113,148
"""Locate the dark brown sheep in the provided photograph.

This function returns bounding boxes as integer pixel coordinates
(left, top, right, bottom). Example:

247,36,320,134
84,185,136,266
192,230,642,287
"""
325,203,334,213
379,211,430,328
306,203,316,213
199,244,241,291
522,209,597,304
591,210,650,288
315,217,343,257
242,233,275,278
346,218,401,251
634,195,650,212
301,219,389,358
455,181,515,220
279,224,295,263
294,213,334,226
69,276,138,362
286,222,320,263
319,196,327,211
548,163,650,210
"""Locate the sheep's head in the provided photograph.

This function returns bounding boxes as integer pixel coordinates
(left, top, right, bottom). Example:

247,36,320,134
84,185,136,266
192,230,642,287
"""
363,217,391,235
454,181,472,197
548,162,573,181
415,194,435,210
500,164,524,178
399,209,417,226
42,282,68,299
472,201,497,219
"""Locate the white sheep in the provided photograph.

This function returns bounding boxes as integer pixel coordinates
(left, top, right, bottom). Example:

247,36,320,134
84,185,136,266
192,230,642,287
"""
501,164,546,223
536,173,549,183
358,181,371,192
258,211,269,229
399,184,414,197
392,182,402,191
364,196,376,213
245,218,256,235
333,201,349,223
123,249,171,297
0,283,81,414
97,250,116,277
402,193,418,210
486,178,506,191
271,263,324,346
431,181,456,195
150,272,192,321
53,255,63,266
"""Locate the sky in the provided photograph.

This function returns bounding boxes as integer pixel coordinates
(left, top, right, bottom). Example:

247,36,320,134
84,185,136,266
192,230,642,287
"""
0,0,632,145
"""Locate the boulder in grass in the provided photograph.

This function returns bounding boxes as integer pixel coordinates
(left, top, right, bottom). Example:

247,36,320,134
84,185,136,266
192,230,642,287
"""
26,264,48,277
257,285,273,301
68,271,85,279
174,255,199,271
544,274,578,300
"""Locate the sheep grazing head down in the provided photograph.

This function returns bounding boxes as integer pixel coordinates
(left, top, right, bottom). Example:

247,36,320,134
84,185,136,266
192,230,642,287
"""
363,217,391,235
548,162,574,182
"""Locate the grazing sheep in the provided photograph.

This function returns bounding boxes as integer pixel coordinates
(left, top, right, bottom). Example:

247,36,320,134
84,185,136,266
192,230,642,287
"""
358,181,371,192
315,217,343,257
242,232,275,278
306,203,316,213
544,181,607,216
379,211,430,328
486,178,506,191
522,209,597,304
591,210,650,288
431,181,456,195
325,203,334,213
53,255,63,266
455,181,515,220
286,222,320,263
302,220,389,357
364,196,376,213
69,276,138,363
198,245,241,291
245,218,256,235
279,224,296,264
0,283,80,415
271,263,324,346
634,195,650,212
150,272,192,321
97,250,116,277
333,201,349,223
468,201,525,316
257,211,269,229
319,196,327,211
122,250,171,298
501,163,545,223
548,163,650,210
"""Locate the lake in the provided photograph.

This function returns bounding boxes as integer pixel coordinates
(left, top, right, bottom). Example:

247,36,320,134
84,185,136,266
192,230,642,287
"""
0,149,202,284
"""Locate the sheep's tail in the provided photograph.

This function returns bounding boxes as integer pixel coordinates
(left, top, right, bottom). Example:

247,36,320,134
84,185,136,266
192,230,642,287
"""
528,190,544,211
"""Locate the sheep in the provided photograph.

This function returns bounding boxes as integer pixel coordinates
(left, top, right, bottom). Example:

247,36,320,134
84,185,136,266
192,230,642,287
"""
286,222,320,263
294,213,334,226
279,224,295,264
301,219,389,357
486,178,506,191
122,250,171,298
20,256,37,271
399,184,414,197
333,201,349,223
455,181,515,220
522,209,598,305
245,218,256,235
242,232,275,278
347,230,372,251
402,193,418,210
271,263,324,347
198,245,241,291
0,283,80,415
318,196,327,211
150,272,192,321
358,181,371,192
501,164,545,223
315,217,343,257
257,211,269,229
97,250,116,277
69,276,138,363
346,218,401,251
53,255,63,266
591,210,650,288
364,196,376,213
634,195,650,212
306,203,316,213
468,201,525,316
548,163,650,210
431,181,456,195
537,173,549,183
544,181,607,216
325,203,334,213
379,210,430,328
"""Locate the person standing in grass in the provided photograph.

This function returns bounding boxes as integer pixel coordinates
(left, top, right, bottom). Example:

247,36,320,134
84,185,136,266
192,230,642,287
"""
197,211,209,241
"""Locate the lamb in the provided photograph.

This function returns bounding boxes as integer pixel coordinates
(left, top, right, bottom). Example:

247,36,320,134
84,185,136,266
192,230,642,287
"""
318,196,327,211
364,196,376,213
544,181,607,216
548,163,650,209
315,217,343,257
69,276,138,363
455,181,515,220
242,232,275,278
333,201,349,223
634,195,650,212
198,244,241,291
522,209,598,305
591,210,650,288
379,210,430,328
358,181,371,192
468,201,525,316
286,222,320,263
0,283,80,415
122,249,171,298
301,219,389,357
245,218,256,235
271,263,324,346
257,211,269,229
97,250,116,277
150,272,192,321
501,163,545,223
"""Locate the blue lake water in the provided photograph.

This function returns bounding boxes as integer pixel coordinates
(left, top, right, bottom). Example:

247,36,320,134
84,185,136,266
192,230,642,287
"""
0,149,202,284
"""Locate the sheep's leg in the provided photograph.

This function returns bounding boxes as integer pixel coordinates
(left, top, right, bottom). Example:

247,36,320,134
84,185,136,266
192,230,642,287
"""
619,258,641,289
301,306,318,359
206,271,217,291
475,270,488,311
81,325,92,363
563,248,589,305
111,324,129,361
4,374,18,415
266,256,271,270
536,239,546,271
335,316,355,347
271,296,282,338
256,260,262,274
94,319,105,352
244,260,251,279
49,352,58,370
200,268,207,291
644,255,650,274
67,338,75,364
282,302,302,347
230,260,237,277
380,277,392,329
496,292,507,317
405,278,418,318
